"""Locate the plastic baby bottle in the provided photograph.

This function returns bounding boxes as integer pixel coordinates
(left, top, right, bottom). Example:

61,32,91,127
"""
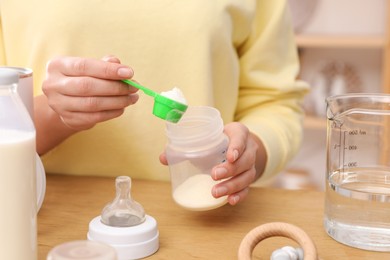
0,69,37,259
165,106,229,211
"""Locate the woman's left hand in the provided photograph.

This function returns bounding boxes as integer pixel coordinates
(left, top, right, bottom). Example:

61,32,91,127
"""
211,122,265,205
159,122,266,206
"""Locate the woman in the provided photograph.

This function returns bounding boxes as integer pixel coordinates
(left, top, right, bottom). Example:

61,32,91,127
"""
0,0,308,205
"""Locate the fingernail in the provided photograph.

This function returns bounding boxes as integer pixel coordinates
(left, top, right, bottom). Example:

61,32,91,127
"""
213,167,227,179
214,186,228,197
128,93,139,104
233,149,239,161
230,195,240,205
102,55,118,62
118,67,133,77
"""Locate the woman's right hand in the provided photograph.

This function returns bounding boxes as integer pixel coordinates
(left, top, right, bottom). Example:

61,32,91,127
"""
42,55,139,131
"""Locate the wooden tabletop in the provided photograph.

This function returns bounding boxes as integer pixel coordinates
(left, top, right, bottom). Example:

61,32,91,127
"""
38,175,389,260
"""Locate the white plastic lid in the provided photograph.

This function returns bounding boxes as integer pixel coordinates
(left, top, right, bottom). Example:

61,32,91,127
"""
88,215,159,259
46,240,117,260
0,68,19,85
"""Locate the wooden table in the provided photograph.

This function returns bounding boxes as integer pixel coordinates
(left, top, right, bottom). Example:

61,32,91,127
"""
38,175,389,260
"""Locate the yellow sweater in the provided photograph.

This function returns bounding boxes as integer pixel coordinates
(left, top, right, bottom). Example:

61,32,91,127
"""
0,0,308,183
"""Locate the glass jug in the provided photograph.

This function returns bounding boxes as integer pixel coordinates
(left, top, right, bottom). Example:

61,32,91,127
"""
324,93,390,251
0,69,37,259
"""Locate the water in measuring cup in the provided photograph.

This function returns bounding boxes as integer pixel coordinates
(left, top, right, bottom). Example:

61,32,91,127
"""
324,167,390,251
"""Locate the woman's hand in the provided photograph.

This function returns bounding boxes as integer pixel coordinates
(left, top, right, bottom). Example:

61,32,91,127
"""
42,55,139,131
159,122,267,206
211,122,267,205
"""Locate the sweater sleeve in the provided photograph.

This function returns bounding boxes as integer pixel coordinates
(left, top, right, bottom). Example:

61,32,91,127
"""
236,0,309,183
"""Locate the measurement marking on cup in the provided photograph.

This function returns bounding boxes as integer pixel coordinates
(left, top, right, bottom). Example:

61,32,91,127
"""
340,129,366,171
342,131,347,172
332,120,366,172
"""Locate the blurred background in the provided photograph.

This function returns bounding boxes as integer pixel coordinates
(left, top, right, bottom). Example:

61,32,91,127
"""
269,0,389,191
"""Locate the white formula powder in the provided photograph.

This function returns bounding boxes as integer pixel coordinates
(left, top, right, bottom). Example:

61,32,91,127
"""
172,174,228,211
160,87,187,105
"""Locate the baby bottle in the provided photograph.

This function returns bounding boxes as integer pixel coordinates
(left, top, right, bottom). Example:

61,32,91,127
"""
0,69,37,259
165,106,229,211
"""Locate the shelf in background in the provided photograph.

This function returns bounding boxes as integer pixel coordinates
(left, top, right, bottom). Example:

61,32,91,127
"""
296,35,386,49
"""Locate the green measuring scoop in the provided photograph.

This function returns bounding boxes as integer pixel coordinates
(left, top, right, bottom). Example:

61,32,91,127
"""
122,79,188,123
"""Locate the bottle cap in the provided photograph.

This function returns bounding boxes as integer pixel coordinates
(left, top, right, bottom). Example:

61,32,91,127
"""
88,215,159,259
46,240,117,260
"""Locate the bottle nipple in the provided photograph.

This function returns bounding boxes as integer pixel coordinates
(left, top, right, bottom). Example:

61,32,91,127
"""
101,176,145,227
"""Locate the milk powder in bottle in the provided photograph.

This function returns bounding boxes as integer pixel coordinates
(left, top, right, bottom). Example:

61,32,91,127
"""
0,69,37,259
165,106,229,211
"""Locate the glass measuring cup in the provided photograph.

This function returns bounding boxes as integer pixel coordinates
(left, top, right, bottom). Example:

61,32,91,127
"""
324,93,390,251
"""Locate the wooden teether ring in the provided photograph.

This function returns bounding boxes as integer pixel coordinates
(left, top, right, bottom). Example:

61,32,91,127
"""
238,222,318,260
